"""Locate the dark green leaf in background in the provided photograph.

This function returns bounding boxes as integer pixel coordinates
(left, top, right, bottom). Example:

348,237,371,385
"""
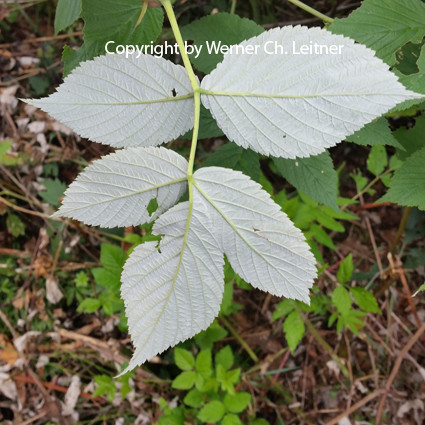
181,13,263,74
39,178,66,207
181,105,224,140
380,146,425,210
393,116,425,160
203,142,261,182
346,118,403,149
54,0,82,34
273,152,338,210
329,0,425,66
63,0,163,75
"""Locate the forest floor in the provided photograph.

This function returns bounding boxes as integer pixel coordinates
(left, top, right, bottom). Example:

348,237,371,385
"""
1,1,425,425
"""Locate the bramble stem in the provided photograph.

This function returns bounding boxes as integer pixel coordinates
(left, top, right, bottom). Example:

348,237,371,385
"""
160,0,200,177
288,0,334,24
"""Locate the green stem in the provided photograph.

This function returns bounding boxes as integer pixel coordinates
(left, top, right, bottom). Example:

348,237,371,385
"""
220,316,259,363
160,0,200,177
230,0,237,14
288,0,334,24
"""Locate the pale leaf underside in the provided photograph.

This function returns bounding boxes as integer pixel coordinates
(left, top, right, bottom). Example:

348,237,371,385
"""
201,26,423,158
25,54,195,148
121,201,224,373
120,161,316,372
53,147,188,227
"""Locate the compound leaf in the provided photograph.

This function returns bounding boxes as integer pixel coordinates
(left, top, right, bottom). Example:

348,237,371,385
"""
329,0,425,66
193,167,316,303
25,54,195,148
201,26,422,159
53,147,188,227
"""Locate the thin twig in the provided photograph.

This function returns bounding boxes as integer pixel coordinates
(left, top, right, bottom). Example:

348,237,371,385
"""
359,193,383,275
325,389,384,425
219,316,259,363
376,322,425,425
0,310,19,339
0,31,83,48
389,206,411,252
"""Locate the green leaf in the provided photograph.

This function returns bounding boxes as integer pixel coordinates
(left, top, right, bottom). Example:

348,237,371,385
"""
174,348,195,371
0,140,21,166
195,321,228,350
183,388,204,408
337,254,354,284
198,401,225,423
332,286,352,316
273,151,338,210
181,105,224,140
393,116,425,160
367,145,388,177
6,214,25,237
272,299,296,321
181,12,263,74
413,282,425,297
195,350,213,378
223,392,251,413
216,365,240,394
203,142,261,183
307,224,336,250
54,0,81,34
329,0,425,65
63,0,163,75
172,371,196,390
39,178,66,207
283,310,305,353
397,44,425,110
77,298,101,313
350,287,381,313
394,40,424,75
99,244,126,275
222,414,243,425
252,419,270,425
75,271,89,287
93,375,116,402
346,118,403,149
380,146,425,210
215,346,234,371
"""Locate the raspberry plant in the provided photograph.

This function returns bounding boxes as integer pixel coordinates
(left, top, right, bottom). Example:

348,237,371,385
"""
25,0,423,374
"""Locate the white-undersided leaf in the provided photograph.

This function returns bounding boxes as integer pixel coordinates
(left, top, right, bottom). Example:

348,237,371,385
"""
24,54,195,148
53,147,188,227
121,166,316,371
201,25,423,159
193,167,317,303
120,201,224,373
